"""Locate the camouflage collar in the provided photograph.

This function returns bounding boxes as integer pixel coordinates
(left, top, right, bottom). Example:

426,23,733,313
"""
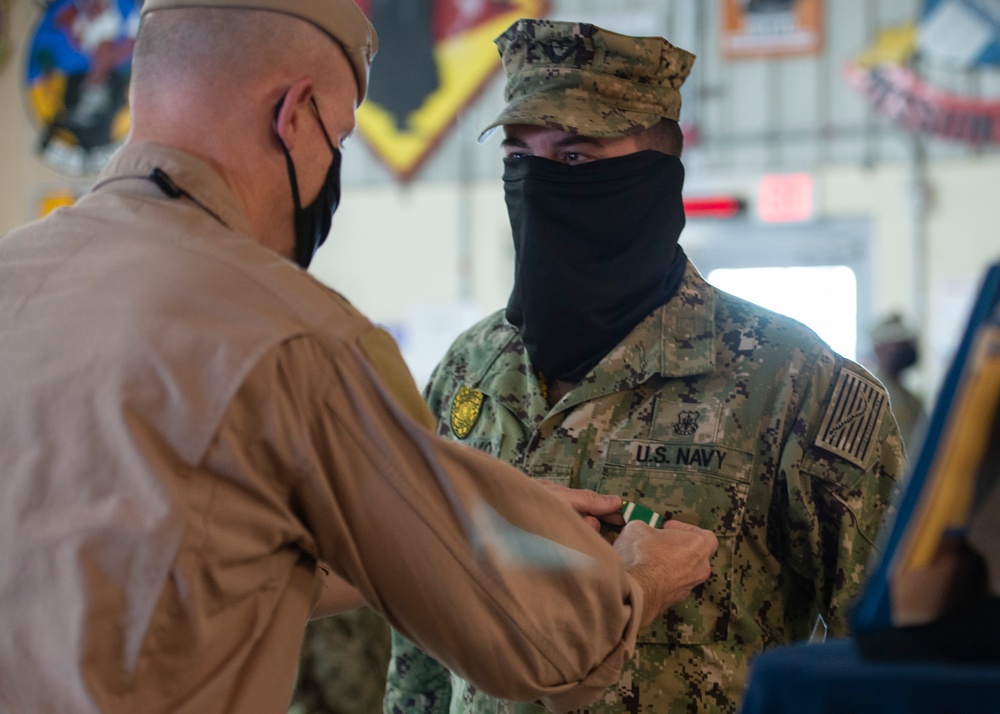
465,319,550,427
651,259,717,379
470,260,716,420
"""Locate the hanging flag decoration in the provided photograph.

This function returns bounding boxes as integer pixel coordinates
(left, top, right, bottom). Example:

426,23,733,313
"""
844,61,1000,145
23,0,139,176
354,0,549,182
845,19,1000,146
919,0,1000,68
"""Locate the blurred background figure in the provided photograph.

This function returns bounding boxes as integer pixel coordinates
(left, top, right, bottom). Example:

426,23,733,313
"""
869,313,927,453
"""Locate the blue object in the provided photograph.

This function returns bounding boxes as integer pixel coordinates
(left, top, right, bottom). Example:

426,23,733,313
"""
922,0,1000,67
850,262,1000,634
740,638,1000,714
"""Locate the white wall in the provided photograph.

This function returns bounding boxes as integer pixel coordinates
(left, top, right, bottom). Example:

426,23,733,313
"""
824,159,999,398
311,176,513,385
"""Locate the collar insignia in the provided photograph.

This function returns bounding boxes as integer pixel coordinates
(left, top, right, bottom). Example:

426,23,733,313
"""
673,410,700,436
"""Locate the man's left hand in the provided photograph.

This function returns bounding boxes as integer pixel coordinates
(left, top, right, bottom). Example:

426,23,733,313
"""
536,480,625,532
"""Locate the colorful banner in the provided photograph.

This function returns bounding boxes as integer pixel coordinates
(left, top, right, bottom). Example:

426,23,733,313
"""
920,0,1000,68
844,61,1000,145
23,0,139,177
354,0,549,181
720,0,824,60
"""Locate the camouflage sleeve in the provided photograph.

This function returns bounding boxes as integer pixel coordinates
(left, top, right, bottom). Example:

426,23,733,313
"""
383,630,452,714
772,352,904,639
421,358,457,437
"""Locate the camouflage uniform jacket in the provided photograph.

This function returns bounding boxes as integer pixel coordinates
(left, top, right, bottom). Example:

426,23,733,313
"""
385,261,904,714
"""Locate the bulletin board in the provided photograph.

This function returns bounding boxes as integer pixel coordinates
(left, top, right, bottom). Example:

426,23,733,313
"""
721,0,824,60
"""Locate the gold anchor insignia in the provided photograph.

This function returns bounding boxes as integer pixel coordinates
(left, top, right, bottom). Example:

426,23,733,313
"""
450,385,484,439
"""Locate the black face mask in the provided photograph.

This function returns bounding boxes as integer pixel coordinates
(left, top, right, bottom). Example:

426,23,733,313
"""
504,150,688,383
890,343,919,373
276,95,342,269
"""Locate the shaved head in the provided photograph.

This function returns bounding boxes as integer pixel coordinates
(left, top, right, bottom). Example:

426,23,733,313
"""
126,6,360,259
131,8,347,109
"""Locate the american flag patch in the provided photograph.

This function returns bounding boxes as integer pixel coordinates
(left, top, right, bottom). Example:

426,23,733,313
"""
815,370,888,468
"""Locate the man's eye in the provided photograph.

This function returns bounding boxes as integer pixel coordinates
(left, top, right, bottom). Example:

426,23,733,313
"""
563,152,589,164
506,151,528,160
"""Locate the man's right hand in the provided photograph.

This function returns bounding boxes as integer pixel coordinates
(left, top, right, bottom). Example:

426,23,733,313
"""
612,519,718,628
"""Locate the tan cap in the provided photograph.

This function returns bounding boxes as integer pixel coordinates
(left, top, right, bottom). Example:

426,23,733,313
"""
140,0,378,100
480,19,695,141
869,313,917,346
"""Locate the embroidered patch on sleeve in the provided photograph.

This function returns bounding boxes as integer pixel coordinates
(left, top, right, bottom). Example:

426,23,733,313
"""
450,385,484,439
814,370,888,468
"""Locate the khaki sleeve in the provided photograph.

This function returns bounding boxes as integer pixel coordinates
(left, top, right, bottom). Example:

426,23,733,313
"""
357,326,437,432
233,336,644,712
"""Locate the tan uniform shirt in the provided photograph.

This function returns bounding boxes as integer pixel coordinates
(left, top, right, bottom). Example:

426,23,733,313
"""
0,144,646,714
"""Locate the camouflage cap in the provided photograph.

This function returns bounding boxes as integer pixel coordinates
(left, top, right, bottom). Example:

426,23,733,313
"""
480,19,695,141
140,0,378,100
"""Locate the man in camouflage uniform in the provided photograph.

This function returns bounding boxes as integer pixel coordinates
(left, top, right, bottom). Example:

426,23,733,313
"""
291,608,390,714
384,19,904,714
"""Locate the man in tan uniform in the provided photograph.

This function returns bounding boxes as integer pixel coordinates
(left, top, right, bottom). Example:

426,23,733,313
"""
0,2,718,713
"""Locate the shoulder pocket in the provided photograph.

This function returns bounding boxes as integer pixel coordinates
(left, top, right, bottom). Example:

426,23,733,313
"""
358,327,436,431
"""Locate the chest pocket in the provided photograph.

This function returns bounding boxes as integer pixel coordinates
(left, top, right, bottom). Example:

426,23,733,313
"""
526,464,574,488
459,435,503,457
598,439,752,645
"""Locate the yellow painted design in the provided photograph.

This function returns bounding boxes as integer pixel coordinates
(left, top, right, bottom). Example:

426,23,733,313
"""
36,189,77,218
853,23,917,68
29,73,69,124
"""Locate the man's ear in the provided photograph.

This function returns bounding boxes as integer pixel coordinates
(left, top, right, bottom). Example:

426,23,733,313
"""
273,77,314,151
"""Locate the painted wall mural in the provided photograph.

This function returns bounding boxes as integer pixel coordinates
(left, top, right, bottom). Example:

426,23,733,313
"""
18,0,547,179
354,0,549,181
23,0,139,176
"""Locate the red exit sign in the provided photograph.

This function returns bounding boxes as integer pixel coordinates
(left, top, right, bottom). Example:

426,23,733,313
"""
682,195,746,219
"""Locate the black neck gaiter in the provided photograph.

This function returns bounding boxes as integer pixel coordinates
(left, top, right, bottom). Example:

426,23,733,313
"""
503,150,688,383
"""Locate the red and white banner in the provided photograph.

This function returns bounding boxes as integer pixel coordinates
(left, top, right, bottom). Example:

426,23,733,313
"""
844,61,1000,145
